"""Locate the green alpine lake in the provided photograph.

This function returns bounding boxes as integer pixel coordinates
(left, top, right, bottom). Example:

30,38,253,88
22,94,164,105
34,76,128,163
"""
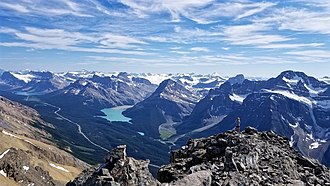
100,106,132,123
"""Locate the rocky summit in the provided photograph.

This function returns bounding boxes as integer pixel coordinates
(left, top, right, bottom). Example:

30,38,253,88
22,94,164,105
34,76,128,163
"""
158,127,330,186
68,127,330,186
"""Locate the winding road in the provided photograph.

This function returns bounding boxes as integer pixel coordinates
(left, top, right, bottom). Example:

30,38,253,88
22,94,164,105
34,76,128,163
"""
43,103,110,152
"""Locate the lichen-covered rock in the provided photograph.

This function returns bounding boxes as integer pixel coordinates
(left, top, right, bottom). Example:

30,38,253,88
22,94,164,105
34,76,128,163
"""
66,145,160,186
158,128,330,186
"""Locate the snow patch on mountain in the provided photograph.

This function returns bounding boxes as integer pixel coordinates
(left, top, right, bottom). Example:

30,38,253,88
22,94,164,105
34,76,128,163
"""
23,166,29,171
265,90,313,107
81,81,88,86
303,84,327,96
72,89,81,95
229,93,247,104
2,130,39,148
289,135,294,147
0,170,7,177
10,72,35,83
282,75,303,85
2,130,18,138
265,89,330,140
49,163,69,172
309,142,321,149
0,149,10,159
289,122,299,128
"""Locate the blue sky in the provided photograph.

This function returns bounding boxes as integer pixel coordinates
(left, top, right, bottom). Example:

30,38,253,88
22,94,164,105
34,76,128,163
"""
0,0,329,77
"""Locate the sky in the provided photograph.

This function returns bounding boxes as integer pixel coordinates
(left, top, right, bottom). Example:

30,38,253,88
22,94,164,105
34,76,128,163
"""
0,0,329,77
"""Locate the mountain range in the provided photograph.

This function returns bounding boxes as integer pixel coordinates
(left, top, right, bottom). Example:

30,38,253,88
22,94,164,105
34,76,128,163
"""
0,69,329,172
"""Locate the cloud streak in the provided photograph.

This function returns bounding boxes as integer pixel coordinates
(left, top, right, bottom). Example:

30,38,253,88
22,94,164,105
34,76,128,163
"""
118,0,276,24
0,26,151,55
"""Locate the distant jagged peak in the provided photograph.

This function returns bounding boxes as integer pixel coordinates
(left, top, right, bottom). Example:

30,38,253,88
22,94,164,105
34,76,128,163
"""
278,70,308,79
208,81,234,95
268,70,329,92
3,71,33,84
211,72,221,77
227,74,245,85
150,79,199,101
276,70,309,84
275,70,325,86
153,79,183,94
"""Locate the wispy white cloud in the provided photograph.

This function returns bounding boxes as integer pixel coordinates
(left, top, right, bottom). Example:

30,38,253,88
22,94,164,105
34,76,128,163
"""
0,26,151,55
118,0,275,24
0,0,93,17
254,7,330,35
184,1,276,24
0,2,29,13
258,43,324,49
220,23,326,49
170,50,191,55
0,42,150,55
291,0,330,9
99,33,147,49
235,2,276,20
145,26,223,44
86,51,328,67
221,23,292,46
286,50,330,58
190,47,209,52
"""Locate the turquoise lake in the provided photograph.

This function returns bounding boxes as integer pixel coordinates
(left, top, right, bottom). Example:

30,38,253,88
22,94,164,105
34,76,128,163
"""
100,106,132,123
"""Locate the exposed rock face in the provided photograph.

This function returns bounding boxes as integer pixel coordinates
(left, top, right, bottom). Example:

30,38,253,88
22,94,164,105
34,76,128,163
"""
158,127,330,185
0,148,55,186
66,145,160,186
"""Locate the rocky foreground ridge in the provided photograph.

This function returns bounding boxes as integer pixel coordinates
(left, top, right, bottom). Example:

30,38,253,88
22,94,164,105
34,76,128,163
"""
0,96,88,185
68,128,330,186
